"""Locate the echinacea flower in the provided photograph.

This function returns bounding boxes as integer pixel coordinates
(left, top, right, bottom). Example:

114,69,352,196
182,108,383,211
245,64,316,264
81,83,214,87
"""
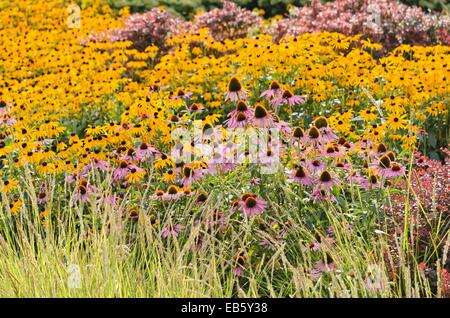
375,142,388,155
73,181,97,202
162,185,181,200
383,162,405,178
234,253,247,276
314,254,337,273
371,155,391,177
289,165,314,186
226,100,253,129
136,142,159,161
238,193,266,218
228,100,253,118
161,224,185,239
273,116,292,136
260,80,283,100
120,148,140,162
113,160,131,181
152,189,165,200
271,89,306,108
226,111,250,129
181,165,203,187
305,126,321,145
251,104,273,128
360,174,381,189
322,143,343,158
225,77,247,102
307,158,327,173
171,88,192,100
188,103,204,112
37,191,48,204
312,187,336,203
314,117,336,143
195,191,208,204
317,170,339,189
292,126,304,142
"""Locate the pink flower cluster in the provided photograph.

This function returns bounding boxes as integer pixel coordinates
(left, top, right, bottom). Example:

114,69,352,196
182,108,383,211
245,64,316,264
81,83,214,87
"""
193,1,263,41
88,1,261,50
270,0,450,49
408,148,450,214
385,147,449,258
92,8,189,50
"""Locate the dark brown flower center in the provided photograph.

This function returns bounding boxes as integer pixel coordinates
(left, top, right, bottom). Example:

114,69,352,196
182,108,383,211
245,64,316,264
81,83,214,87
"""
78,185,87,195
308,127,320,139
270,81,281,90
236,112,246,122
314,116,328,129
312,160,321,167
254,105,268,119
379,155,391,169
386,151,396,161
197,192,208,202
338,136,347,145
228,77,242,92
335,161,345,167
391,163,401,171
293,127,304,138
295,166,306,178
245,197,257,208
120,161,128,169
319,170,332,182
167,185,178,195
377,143,387,153
183,166,193,178
282,89,293,99
241,193,254,201
236,100,248,112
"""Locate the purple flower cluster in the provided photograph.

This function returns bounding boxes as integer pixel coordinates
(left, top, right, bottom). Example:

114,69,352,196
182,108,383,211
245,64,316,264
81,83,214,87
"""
270,0,450,49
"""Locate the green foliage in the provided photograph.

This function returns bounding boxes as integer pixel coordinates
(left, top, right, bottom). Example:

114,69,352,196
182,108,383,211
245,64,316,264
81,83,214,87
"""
105,1,448,19
399,0,449,12
105,0,222,17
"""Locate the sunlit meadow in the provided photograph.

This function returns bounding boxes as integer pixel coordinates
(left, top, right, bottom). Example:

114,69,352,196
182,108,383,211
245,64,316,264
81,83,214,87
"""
0,0,448,297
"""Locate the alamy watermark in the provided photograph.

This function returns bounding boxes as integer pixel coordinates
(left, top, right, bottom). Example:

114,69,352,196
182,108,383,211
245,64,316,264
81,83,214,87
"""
67,264,81,289
67,4,81,29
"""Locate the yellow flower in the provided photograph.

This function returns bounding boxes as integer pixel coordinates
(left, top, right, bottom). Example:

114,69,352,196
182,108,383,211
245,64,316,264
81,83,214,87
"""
9,199,22,216
126,169,146,184
387,113,408,131
1,178,18,193
162,169,177,183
